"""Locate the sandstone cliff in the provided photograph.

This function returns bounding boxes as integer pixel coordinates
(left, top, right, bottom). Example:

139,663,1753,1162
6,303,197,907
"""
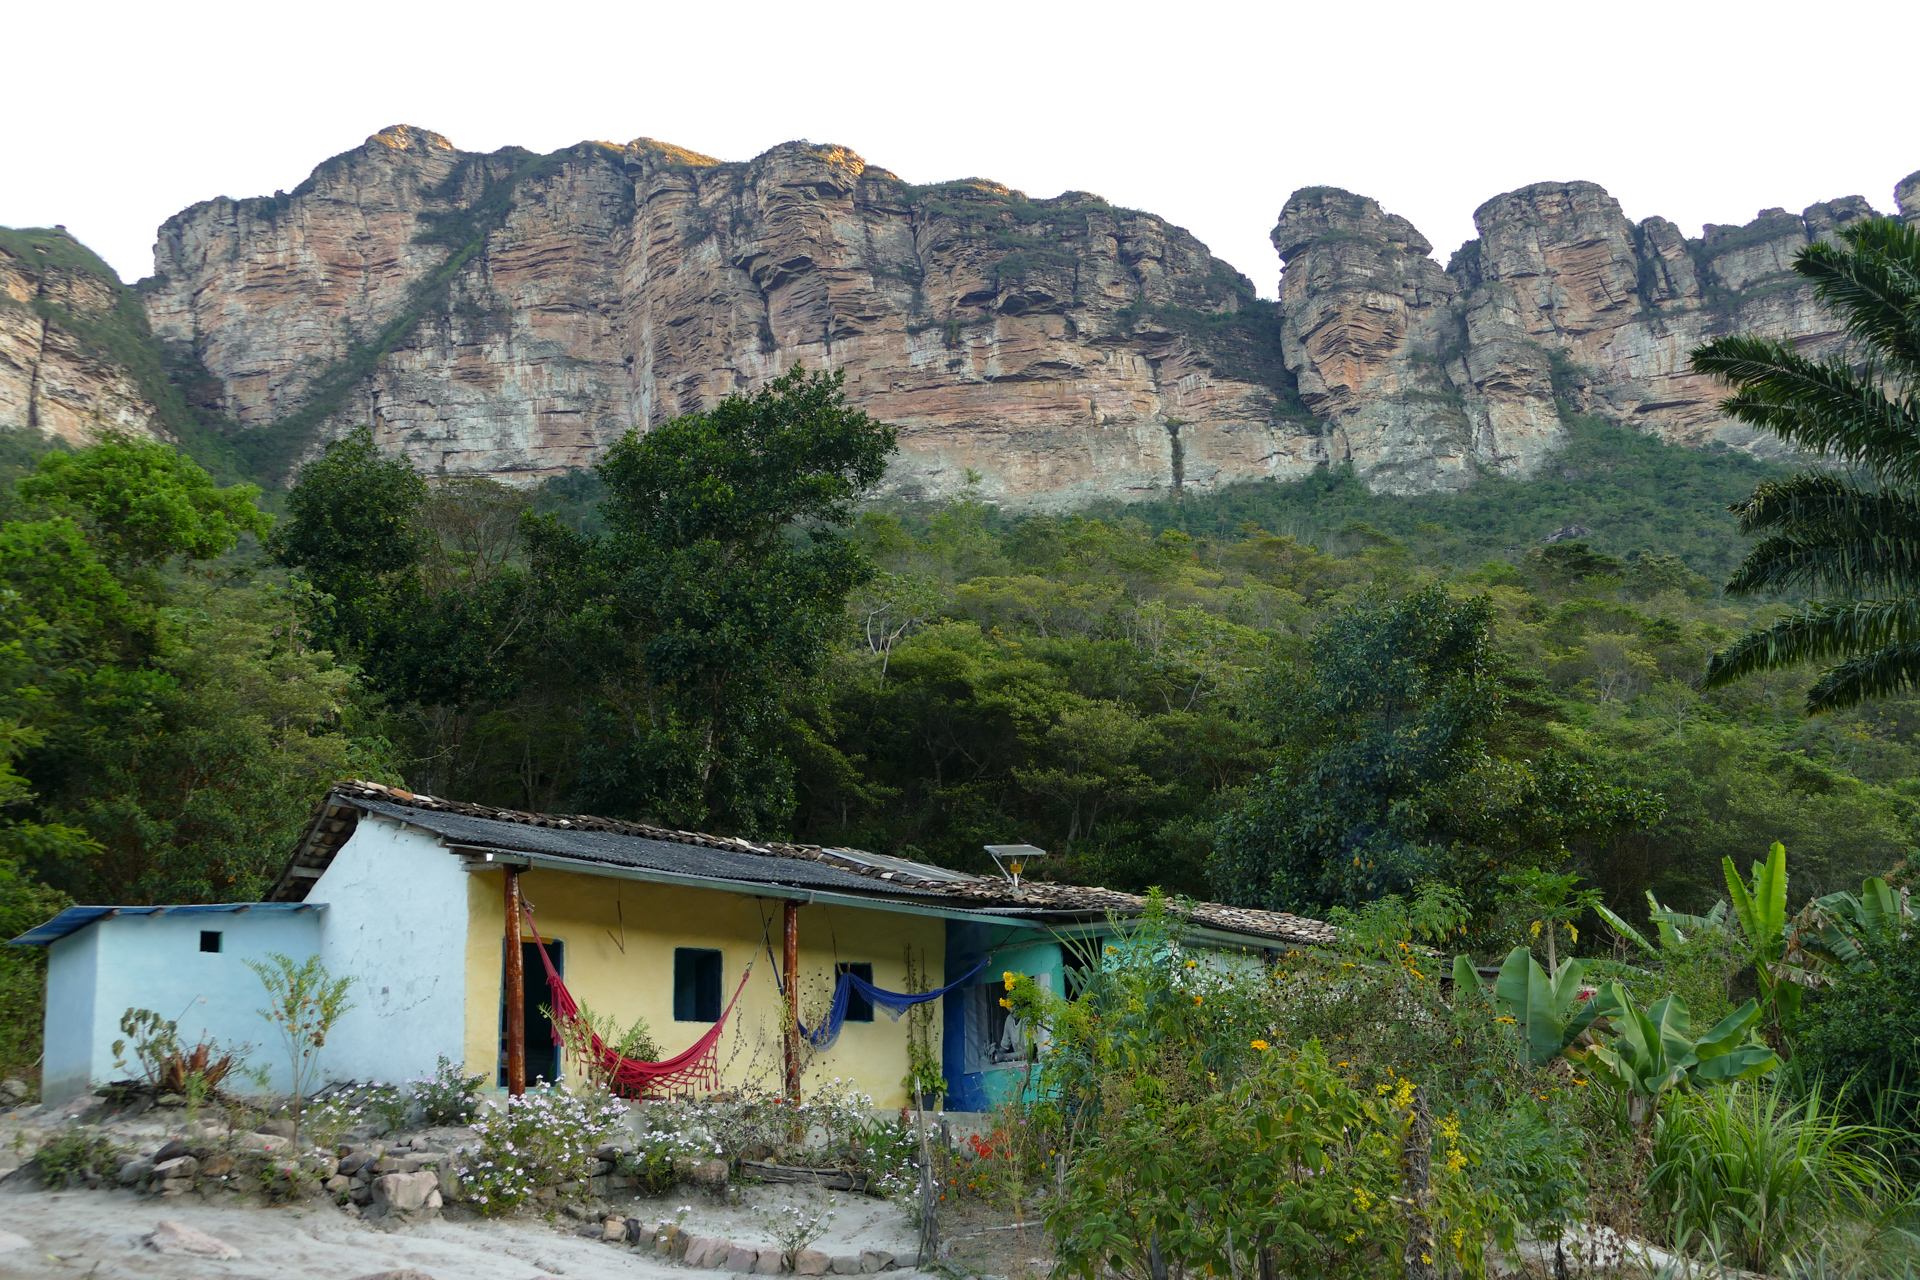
141,126,1310,508
10,128,1919,505
1272,174,1920,493
0,229,171,447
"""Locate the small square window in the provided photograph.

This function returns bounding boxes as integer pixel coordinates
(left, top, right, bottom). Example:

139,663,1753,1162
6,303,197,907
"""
838,962,874,1022
674,948,722,1022
199,931,222,953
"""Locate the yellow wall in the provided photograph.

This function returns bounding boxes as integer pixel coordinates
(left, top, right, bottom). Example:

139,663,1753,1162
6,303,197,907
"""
463,869,946,1108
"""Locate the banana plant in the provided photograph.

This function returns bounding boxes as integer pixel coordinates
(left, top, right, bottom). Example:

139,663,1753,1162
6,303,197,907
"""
1452,947,1618,1067
1785,876,1913,973
1723,841,1797,1026
1583,982,1780,1132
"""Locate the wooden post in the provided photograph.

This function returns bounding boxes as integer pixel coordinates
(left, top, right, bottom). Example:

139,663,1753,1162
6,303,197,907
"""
1403,1084,1438,1280
505,867,526,1097
783,899,801,1103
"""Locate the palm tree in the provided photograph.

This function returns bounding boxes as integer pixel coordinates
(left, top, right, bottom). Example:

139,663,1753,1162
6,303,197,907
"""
1692,217,1920,711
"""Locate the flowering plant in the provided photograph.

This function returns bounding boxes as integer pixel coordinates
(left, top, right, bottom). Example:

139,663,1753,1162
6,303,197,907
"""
410,1054,486,1127
452,1083,629,1215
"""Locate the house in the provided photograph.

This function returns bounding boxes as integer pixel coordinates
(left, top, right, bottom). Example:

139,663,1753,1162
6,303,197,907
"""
14,781,1333,1107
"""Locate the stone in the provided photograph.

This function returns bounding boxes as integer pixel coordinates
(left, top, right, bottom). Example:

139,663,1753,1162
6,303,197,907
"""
200,1153,234,1178
425,1188,442,1210
242,1131,292,1153
685,1235,722,1266
256,1118,297,1138
118,1157,155,1184
829,1258,864,1275
152,1155,199,1179
683,1157,729,1190
371,1170,440,1213
860,1252,895,1273
602,1218,628,1242
795,1249,830,1275
187,1118,230,1141
753,1249,785,1274
0,1078,28,1104
348,1272,438,1280
152,1139,193,1164
145,1220,242,1260
338,1150,377,1175
326,1174,351,1194
0,1230,30,1253
725,1244,758,1271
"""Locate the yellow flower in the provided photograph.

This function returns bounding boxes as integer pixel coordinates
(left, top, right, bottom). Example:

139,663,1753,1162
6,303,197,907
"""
1375,1083,1393,1096
1495,1015,1516,1024
1421,1254,1432,1265
1446,1148,1468,1173
1393,1080,1415,1108
1250,1039,1269,1051
1186,959,1197,968
1407,967,1426,980
1451,1228,1465,1249
1192,995,1203,1005
1530,920,1543,938
1004,971,1017,985
998,998,1011,1009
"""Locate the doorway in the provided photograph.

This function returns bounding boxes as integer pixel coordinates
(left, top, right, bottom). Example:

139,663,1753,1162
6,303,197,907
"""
500,938,563,1086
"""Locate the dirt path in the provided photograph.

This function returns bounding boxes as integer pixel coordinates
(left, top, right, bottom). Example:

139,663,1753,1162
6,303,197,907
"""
0,1183,929,1280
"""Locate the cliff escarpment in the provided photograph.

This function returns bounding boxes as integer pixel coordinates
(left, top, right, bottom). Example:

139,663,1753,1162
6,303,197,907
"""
10,127,1920,505
140,126,1312,508
1271,177,1920,493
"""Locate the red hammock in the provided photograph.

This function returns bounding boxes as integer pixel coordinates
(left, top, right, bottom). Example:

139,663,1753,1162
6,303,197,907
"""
524,905,751,1098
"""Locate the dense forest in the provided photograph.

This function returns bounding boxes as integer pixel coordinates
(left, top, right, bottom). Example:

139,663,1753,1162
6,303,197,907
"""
2,369,1915,1075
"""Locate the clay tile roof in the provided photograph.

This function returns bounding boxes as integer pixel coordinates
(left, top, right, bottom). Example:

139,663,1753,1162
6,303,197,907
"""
270,780,1335,948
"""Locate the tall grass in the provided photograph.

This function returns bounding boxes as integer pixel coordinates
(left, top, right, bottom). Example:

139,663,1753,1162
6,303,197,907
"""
1650,1082,1914,1276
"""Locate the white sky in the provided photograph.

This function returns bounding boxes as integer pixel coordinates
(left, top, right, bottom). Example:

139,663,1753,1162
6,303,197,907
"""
4,0,1915,299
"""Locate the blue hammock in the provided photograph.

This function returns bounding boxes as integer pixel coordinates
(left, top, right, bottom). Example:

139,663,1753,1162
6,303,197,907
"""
789,958,991,1050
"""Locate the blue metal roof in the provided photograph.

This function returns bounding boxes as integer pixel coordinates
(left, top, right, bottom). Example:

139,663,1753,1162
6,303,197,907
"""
8,902,325,946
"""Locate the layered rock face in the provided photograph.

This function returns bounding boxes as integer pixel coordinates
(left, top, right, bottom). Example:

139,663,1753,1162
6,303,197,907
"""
34,124,1918,503
142,126,1310,508
0,231,169,446
1272,175,1920,492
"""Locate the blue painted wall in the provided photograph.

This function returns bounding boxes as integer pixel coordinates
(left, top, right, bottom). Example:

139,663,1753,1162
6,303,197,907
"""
941,921,1062,1113
41,909,324,1103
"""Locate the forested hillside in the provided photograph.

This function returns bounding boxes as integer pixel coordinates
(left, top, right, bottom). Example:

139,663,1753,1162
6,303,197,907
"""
3,377,1916,1078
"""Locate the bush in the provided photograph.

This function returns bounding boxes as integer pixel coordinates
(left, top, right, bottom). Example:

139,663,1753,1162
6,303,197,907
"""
38,1130,121,1187
1795,930,1920,1130
451,1084,628,1215
410,1054,485,1127
622,1124,714,1195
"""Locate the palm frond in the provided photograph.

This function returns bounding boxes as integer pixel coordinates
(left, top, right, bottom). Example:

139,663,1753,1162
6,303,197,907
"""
1689,336,1920,484
1800,219,1920,382
1804,643,1920,711
1703,598,1920,692
1723,475,1920,596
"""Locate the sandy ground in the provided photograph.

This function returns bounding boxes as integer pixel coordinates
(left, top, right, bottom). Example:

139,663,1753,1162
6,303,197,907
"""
0,1181,936,1280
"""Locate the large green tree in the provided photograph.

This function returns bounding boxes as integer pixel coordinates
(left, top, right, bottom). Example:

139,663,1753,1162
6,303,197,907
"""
1210,586,1657,914
529,367,896,832
1695,217,1920,710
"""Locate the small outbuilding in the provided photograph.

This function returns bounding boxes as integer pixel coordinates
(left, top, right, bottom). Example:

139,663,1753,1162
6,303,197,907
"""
14,781,1333,1106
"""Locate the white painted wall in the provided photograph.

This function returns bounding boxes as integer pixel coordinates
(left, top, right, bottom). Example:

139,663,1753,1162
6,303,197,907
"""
41,909,323,1104
311,815,470,1088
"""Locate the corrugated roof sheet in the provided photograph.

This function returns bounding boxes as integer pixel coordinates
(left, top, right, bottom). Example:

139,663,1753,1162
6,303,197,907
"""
268,781,1337,948
355,799,938,898
9,902,325,946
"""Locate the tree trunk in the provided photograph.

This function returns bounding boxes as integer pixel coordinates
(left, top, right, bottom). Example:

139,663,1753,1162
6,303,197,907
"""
1403,1084,1439,1280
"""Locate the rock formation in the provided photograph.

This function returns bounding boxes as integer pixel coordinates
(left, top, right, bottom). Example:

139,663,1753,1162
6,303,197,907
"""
140,126,1308,508
0,230,170,446
7,125,1919,505
1272,177,1918,493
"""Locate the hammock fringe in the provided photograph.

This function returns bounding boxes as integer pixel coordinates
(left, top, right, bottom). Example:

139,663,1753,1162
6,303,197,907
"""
524,906,750,1099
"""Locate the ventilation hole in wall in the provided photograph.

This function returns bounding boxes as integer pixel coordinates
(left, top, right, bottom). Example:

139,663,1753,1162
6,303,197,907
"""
200,931,223,953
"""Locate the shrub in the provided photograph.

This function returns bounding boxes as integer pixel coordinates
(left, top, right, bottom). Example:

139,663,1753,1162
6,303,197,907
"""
38,1130,121,1187
1795,929,1920,1130
451,1084,628,1215
410,1054,485,1127
622,1125,713,1195
752,1195,838,1268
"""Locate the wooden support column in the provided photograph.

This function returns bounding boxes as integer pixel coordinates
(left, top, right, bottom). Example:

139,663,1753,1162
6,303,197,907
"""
505,867,527,1097
783,898,800,1103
